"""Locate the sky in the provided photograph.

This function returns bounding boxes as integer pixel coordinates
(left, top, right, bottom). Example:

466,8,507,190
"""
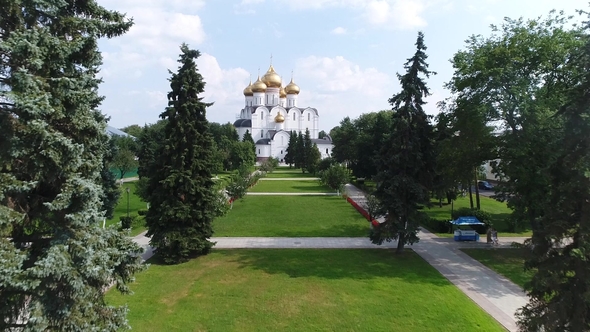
96,0,585,132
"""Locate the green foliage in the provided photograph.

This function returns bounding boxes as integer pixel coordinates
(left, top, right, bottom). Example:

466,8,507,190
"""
306,143,321,175
0,1,144,330
229,141,256,170
136,119,167,197
318,130,328,139
451,207,492,226
121,124,143,138
259,157,279,173
111,135,139,179
362,193,387,221
331,111,392,179
319,164,349,193
284,131,297,167
317,157,338,172
295,131,305,170
144,45,217,264
101,137,122,220
373,32,436,253
242,129,255,146
421,217,451,233
119,215,135,230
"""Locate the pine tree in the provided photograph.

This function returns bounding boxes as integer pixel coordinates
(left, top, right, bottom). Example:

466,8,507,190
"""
295,131,305,171
302,128,314,173
284,131,297,167
372,31,436,253
307,143,322,175
0,1,144,330
145,44,217,264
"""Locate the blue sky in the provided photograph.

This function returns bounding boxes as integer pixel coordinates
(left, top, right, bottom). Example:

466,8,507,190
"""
97,0,584,132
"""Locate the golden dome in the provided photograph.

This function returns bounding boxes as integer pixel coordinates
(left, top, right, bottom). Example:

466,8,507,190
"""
274,111,285,123
251,76,267,93
285,78,300,95
243,81,253,96
279,86,287,98
262,65,282,88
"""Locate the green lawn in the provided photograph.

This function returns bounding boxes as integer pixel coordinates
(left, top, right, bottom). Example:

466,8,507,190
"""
265,172,319,178
106,249,504,332
107,181,147,236
461,248,533,288
214,196,369,237
423,196,532,237
249,180,332,193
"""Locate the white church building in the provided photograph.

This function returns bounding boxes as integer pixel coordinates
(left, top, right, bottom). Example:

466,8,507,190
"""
234,64,333,162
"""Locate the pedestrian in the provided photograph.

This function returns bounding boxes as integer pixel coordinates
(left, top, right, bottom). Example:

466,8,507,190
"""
491,228,498,245
486,227,492,244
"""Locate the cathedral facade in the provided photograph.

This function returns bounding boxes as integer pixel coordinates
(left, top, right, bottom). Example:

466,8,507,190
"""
234,64,333,162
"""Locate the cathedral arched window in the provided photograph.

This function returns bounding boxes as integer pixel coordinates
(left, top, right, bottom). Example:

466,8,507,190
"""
261,112,264,120
261,130,264,138
308,113,310,121
293,113,295,121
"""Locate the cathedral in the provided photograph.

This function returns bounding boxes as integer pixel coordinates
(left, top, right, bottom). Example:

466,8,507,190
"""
234,64,333,162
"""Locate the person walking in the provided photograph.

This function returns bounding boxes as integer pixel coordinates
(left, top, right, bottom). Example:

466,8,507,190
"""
486,227,492,244
491,228,499,245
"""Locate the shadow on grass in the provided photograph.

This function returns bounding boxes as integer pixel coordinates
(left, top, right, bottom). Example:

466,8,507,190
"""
209,249,453,287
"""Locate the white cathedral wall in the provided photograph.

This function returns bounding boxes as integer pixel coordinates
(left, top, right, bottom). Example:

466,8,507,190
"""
316,142,333,159
257,144,271,158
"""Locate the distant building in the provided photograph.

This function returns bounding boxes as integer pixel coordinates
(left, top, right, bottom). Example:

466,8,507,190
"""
234,64,333,162
106,125,133,138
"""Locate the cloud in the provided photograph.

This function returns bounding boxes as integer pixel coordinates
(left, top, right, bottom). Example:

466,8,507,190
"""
291,55,394,130
242,0,428,30
331,27,347,34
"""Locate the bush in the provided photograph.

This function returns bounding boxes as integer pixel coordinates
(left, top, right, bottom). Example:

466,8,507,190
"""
137,209,148,216
421,217,451,233
119,216,134,230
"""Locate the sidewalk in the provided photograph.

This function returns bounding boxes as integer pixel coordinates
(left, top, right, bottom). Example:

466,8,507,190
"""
130,183,528,331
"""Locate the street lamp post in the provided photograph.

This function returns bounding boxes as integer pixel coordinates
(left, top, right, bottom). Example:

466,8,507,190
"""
126,187,130,218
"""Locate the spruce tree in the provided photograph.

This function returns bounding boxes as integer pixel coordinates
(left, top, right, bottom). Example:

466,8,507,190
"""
302,128,315,173
145,45,217,264
296,131,305,172
0,1,144,330
285,131,297,167
372,32,436,253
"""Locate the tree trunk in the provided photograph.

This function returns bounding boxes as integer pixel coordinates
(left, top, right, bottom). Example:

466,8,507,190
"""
468,180,474,209
396,232,405,254
474,167,481,210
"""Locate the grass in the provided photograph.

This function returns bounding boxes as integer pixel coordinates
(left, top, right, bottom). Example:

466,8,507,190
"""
249,180,332,193
423,196,532,237
265,172,319,178
214,196,370,237
107,181,147,236
106,249,505,332
461,248,533,288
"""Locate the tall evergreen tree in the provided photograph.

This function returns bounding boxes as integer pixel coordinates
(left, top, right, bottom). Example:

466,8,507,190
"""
243,129,255,145
372,32,436,253
145,45,217,264
302,128,314,173
284,131,297,167
295,131,305,171
0,1,144,330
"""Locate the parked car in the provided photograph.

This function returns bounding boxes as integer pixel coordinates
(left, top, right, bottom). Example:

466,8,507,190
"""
478,181,493,190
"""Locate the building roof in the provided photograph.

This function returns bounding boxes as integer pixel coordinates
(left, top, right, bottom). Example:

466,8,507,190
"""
233,119,252,128
255,138,271,145
106,126,133,138
312,137,332,145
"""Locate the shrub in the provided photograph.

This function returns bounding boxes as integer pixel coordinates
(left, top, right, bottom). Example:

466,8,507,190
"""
119,216,134,230
137,209,148,216
421,217,451,233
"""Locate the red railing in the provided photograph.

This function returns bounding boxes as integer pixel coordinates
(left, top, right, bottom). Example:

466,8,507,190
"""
346,197,380,227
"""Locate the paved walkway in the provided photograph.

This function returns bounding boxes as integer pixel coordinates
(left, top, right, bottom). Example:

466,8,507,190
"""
131,182,529,331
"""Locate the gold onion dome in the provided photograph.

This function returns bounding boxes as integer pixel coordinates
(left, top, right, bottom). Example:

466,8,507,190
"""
285,78,300,95
251,76,267,93
279,86,287,98
262,65,282,88
274,111,285,123
243,81,253,96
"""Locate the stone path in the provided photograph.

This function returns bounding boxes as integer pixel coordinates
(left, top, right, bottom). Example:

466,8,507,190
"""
131,181,529,332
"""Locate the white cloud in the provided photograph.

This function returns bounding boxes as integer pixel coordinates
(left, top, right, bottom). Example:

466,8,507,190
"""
291,55,394,130
331,26,347,34
243,0,428,30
